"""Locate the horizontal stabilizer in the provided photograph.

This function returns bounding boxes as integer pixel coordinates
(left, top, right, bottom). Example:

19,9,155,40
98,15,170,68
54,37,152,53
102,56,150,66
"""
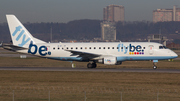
2,43,28,51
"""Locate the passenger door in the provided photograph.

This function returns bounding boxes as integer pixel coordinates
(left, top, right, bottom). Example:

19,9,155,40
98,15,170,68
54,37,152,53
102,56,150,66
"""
148,45,154,55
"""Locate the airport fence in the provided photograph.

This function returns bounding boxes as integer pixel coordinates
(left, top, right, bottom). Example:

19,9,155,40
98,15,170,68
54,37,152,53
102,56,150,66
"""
0,86,179,101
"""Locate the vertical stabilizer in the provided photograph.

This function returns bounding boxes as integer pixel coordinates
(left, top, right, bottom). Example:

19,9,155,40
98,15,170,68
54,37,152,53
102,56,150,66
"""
6,15,46,47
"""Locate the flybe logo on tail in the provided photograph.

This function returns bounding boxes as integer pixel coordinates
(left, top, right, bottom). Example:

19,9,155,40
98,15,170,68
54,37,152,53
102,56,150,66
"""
117,43,144,55
12,26,31,47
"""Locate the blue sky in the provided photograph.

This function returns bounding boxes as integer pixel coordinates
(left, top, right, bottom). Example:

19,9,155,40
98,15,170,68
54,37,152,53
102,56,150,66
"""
0,0,179,23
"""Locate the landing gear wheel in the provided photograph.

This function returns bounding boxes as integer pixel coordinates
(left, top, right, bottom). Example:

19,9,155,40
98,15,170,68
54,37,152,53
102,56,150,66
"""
87,63,93,68
153,62,157,70
153,65,157,70
87,62,97,68
92,63,97,68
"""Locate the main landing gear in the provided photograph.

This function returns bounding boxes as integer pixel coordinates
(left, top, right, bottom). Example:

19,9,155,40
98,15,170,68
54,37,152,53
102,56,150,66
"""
87,61,97,68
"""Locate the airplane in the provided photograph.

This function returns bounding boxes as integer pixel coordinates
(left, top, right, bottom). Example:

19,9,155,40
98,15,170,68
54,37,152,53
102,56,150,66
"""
1,15,178,69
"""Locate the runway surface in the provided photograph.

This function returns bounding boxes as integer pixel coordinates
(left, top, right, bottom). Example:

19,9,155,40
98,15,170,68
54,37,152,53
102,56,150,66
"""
0,67,179,73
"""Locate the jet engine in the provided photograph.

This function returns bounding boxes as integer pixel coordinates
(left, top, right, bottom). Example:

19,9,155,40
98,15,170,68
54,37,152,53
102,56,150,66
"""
98,57,122,65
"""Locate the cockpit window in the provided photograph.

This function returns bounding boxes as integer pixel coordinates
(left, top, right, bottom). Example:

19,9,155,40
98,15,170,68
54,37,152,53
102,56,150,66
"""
159,46,167,49
159,46,163,49
163,46,167,49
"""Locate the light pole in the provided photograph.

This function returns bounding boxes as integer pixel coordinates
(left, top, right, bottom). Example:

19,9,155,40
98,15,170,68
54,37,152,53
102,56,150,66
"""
50,27,52,42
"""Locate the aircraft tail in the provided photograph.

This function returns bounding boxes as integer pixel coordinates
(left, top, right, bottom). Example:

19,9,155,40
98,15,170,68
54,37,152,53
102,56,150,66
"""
6,15,46,47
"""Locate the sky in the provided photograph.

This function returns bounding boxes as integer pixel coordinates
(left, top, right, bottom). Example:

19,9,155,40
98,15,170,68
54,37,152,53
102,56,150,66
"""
0,0,179,23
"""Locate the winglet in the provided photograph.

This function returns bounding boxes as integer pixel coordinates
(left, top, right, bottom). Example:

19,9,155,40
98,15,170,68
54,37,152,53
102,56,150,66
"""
0,41,3,47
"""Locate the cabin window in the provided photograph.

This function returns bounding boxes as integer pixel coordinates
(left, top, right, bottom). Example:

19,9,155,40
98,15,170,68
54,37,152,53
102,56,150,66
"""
66,47,68,49
99,47,101,49
76,47,78,49
104,47,106,49
112,47,114,49
131,47,136,49
94,47,96,49
62,48,64,50
126,47,128,49
117,47,119,49
144,47,145,49
53,47,55,50
80,47,82,49
71,47,73,49
58,47,60,50
85,47,87,49
121,47,123,49
108,47,110,49
89,47,91,49
138,47,141,49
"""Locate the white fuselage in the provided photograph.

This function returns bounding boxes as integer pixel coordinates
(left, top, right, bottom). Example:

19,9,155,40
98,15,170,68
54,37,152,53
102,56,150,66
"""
18,42,178,62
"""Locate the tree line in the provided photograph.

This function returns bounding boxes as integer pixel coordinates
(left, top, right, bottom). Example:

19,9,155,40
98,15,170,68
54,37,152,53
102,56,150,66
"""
0,20,180,43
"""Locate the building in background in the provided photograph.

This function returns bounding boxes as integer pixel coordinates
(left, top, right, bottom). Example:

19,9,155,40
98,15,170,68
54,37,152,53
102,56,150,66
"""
101,21,116,40
153,6,180,23
175,8,180,21
101,4,124,41
103,4,125,22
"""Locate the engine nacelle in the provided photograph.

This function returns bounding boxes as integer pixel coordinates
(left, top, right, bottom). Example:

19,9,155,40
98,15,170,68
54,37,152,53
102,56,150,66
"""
98,57,122,65
103,57,117,65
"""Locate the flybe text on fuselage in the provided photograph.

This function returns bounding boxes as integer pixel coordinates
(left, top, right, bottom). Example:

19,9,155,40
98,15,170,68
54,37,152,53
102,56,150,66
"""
12,26,31,47
117,43,144,55
28,41,51,56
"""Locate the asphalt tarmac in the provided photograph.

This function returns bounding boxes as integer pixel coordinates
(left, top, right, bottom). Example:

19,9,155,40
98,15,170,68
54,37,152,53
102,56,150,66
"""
0,67,179,73
0,49,180,73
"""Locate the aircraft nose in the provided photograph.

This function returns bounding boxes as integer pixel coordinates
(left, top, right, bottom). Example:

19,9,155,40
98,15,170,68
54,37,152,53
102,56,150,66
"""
171,51,178,58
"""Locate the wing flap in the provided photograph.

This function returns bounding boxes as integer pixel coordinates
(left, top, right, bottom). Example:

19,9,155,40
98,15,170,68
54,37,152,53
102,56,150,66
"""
66,50,101,59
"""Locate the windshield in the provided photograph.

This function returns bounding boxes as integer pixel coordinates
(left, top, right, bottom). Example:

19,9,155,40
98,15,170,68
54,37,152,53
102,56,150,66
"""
159,46,167,49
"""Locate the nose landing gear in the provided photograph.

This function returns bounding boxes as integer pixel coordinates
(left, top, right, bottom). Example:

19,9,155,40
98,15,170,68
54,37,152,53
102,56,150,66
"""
153,60,158,70
153,65,157,70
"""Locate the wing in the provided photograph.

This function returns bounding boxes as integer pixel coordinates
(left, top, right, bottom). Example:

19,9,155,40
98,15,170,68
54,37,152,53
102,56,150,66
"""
66,50,101,59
